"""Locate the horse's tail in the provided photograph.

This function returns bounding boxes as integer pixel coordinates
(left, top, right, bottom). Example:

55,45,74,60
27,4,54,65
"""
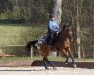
26,40,38,53
26,42,31,53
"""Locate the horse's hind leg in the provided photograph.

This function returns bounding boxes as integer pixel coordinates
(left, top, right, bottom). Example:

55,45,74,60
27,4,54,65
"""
43,56,49,69
46,58,56,69
43,56,56,70
65,57,69,64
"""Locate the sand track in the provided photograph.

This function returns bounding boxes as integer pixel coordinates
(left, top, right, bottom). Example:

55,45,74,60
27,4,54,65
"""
0,67,94,75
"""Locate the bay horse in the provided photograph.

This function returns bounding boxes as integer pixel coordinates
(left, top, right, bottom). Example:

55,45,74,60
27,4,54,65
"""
36,25,77,69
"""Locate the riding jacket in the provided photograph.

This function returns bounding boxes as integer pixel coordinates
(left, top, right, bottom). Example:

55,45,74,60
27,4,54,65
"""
48,20,59,35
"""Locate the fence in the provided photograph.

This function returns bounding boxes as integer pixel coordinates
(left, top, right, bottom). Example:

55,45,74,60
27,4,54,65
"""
0,44,94,59
0,45,28,57
81,45,94,58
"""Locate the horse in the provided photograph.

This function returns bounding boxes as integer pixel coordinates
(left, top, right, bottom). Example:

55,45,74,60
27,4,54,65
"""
35,25,77,69
26,25,77,69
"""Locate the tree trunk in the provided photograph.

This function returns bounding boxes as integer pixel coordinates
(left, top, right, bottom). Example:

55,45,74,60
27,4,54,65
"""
51,0,62,57
74,0,83,59
51,0,62,25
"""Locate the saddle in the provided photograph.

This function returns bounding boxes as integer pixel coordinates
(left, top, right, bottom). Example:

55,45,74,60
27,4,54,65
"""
37,33,58,46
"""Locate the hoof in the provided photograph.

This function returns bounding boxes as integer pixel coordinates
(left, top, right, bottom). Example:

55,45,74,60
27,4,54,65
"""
45,68,49,70
64,60,68,65
65,62,68,65
53,67,57,70
73,64,77,68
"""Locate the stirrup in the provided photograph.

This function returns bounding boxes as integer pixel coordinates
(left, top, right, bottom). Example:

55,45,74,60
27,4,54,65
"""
48,45,52,47
48,44,53,48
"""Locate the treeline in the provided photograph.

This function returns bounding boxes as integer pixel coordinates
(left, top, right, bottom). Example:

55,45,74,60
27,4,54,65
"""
0,0,94,44
0,0,51,24
0,0,94,26
0,0,94,58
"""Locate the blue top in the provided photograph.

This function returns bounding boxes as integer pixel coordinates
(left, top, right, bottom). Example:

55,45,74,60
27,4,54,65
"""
48,20,59,33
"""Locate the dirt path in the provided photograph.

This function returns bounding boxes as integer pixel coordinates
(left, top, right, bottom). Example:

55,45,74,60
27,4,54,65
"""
0,60,32,67
0,60,94,69
0,67,94,75
0,61,94,75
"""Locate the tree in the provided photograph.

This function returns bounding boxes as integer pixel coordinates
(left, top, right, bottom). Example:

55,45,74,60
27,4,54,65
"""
74,0,83,58
50,0,62,56
51,0,62,25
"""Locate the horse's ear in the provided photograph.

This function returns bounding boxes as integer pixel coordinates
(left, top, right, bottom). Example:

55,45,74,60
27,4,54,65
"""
69,25,73,29
63,25,66,29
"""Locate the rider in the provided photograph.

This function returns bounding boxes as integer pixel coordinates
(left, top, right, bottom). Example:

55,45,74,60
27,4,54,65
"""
48,15,60,46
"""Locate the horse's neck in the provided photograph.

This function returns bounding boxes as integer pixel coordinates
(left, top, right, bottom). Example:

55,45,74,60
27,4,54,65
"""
58,32,69,42
60,35,68,41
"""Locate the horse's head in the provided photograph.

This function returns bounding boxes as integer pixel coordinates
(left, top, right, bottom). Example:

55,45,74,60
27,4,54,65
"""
60,25,73,39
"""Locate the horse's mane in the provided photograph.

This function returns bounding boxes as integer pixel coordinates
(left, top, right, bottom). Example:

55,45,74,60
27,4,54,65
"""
58,25,72,42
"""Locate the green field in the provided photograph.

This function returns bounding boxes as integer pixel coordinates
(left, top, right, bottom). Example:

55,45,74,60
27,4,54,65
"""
0,56,94,62
0,24,47,45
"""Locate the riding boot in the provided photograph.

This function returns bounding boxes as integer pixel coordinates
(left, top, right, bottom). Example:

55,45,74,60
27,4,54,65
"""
49,39,53,47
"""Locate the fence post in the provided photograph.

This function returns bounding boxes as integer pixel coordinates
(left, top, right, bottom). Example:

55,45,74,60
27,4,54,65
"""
30,46,33,59
82,45,85,58
93,45,94,58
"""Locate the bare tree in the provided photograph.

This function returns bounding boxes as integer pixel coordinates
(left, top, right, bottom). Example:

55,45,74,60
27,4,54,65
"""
74,0,83,58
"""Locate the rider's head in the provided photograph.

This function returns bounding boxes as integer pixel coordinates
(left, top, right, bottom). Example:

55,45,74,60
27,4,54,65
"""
49,15,55,21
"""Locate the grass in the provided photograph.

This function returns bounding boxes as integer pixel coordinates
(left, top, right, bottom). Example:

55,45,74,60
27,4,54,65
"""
0,56,94,63
0,24,47,45
32,56,94,61
0,23,47,56
0,24,21,45
0,57,31,62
